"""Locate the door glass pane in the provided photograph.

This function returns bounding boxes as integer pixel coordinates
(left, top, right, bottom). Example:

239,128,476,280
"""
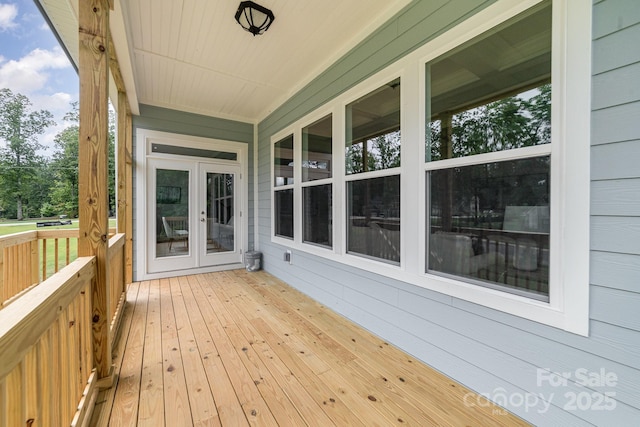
206,173,235,253
156,169,189,257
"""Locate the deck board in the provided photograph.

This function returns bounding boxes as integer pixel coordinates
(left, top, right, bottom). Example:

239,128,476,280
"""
160,278,192,427
91,270,530,427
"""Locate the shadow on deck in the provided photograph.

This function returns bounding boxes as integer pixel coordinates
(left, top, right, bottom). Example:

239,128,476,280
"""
91,269,529,426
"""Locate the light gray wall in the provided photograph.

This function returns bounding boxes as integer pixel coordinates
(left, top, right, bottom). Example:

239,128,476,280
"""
132,105,254,280
256,0,640,425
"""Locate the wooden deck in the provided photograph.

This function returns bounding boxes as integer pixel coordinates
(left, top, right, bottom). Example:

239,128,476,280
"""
91,270,529,426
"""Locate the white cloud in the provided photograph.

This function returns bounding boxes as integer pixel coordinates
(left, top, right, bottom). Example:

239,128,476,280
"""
0,47,76,157
31,92,77,155
0,3,18,31
0,46,70,94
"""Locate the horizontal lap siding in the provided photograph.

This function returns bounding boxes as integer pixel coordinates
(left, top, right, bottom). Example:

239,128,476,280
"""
590,10,640,403
256,0,640,425
131,105,254,281
589,5,640,421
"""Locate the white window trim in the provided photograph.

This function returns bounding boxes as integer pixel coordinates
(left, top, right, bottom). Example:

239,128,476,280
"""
271,129,296,244
416,0,590,335
135,129,249,281
268,0,590,336
299,110,335,250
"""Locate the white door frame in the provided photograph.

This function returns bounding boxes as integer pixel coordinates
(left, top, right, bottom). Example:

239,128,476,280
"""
198,162,243,267
135,129,248,281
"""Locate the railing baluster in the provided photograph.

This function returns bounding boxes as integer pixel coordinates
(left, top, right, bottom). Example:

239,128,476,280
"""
25,344,38,423
66,238,70,266
42,238,47,281
54,238,59,274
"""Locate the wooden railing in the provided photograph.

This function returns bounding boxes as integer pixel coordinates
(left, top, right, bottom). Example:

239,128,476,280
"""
38,229,80,281
0,228,117,308
1,230,79,307
0,230,128,426
0,231,40,306
108,233,127,347
0,257,97,427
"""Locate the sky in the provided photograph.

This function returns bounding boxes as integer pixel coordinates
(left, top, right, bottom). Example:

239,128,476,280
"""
0,0,78,156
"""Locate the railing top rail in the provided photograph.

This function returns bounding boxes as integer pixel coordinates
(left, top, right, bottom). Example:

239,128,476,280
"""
0,256,96,380
0,230,38,249
108,233,125,257
36,229,80,239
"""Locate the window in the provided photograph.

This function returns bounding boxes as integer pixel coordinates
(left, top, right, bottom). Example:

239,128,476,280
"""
274,135,294,239
302,115,333,248
269,0,590,334
346,78,401,264
425,1,552,300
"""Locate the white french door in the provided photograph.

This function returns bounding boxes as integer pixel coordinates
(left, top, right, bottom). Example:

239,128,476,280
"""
199,163,242,266
146,158,243,275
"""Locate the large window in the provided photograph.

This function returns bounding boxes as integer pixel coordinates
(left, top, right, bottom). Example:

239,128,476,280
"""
425,1,552,300
346,78,401,264
302,115,333,248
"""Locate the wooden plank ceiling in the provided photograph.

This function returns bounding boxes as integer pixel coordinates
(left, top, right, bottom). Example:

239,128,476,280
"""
37,0,411,122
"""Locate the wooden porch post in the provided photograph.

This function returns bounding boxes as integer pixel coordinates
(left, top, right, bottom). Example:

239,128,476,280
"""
78,0,113,383
116,91,133,285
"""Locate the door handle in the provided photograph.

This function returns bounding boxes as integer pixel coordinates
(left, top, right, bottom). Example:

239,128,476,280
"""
200,218,206,222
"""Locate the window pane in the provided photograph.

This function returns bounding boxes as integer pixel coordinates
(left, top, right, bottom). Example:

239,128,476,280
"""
274,135,294,187
347,175,400,263
274,189,294,239
346,78,401,174
426,2,551,161
302,115,332,182
303,184,332,248
156,169,189,257
427,156,550,298
206,173,234,253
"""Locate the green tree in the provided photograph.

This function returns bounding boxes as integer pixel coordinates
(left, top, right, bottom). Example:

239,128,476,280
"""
49,102,79,217
0,89,55,220
48,102,116,217
372,131,401,169
108,108,116,215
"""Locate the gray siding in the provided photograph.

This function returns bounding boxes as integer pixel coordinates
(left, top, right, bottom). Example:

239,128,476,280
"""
256,1,640,425
132,105,254,280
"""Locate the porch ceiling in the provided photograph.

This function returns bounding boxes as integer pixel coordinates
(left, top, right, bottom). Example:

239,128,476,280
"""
37,0,411,122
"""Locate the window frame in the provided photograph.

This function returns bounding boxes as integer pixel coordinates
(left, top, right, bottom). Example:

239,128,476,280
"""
271,132,296,241
417,0,590,335
423,3,554,299
301,112,334,249
268,0,590,335
344,75,403,265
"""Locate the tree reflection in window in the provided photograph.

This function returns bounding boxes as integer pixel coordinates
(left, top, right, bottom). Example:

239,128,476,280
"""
427,84,551,161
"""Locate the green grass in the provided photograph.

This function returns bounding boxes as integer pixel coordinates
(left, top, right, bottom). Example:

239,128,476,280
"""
0,218,116,236
0,220,76,237
43,236,79,279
